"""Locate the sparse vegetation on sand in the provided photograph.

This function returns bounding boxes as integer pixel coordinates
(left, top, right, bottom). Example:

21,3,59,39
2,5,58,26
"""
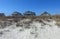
0,11,60,28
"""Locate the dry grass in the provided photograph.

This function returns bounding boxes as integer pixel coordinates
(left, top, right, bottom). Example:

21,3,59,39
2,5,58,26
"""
0,15,60,28
55,22,60,27
0,15,59,21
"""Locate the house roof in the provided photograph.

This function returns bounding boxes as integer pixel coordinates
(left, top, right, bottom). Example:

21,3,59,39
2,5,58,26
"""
24,11,36,15
0,13,5,16
41,11,51,16
12,11,22,15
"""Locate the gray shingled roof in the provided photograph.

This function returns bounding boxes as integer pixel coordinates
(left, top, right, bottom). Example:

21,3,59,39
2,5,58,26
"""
41,11,51,16
24,11,36,16
0,13,5,16
12,11,22,16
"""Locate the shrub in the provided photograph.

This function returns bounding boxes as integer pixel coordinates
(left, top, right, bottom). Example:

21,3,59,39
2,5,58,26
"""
0,31,3,36
55,22,60,27
16,23,23,27
24,26,30,29
19,29,24,32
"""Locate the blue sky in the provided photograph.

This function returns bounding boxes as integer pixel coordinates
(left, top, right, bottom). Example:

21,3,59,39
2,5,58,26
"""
0,0,60,15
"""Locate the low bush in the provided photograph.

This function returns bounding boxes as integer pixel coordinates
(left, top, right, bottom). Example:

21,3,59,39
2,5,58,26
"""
55,22,60,27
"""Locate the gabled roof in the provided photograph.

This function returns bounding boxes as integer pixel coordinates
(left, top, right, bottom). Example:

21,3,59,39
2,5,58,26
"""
12,11,22,15
40,11,51,16
12,11,22,16
0,13,5,16
24,11,36,16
